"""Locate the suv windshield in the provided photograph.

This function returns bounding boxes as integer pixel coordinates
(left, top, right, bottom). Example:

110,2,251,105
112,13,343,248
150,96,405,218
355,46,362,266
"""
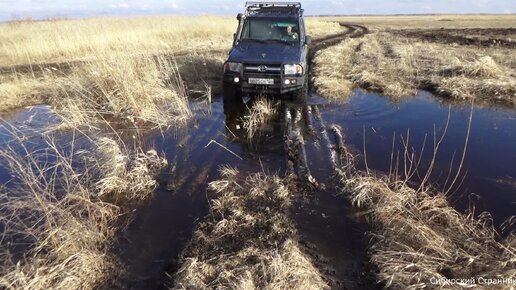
241,18,300,43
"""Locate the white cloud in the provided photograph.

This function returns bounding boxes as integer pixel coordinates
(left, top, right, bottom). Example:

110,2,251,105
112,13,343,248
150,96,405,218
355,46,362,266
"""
109,2,129,9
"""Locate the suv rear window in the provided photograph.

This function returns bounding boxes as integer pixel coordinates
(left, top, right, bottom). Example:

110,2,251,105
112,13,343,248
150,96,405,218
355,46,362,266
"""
241,18,300,42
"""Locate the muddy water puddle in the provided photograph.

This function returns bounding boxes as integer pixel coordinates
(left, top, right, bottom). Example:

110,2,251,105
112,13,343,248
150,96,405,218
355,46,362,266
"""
0,105,62,183
1,89,515,289
323,90,516,227
115,90,516,288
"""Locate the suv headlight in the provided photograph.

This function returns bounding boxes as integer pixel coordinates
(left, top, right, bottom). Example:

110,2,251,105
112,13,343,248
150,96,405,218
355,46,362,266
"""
224,62,242,72
284,64,303,75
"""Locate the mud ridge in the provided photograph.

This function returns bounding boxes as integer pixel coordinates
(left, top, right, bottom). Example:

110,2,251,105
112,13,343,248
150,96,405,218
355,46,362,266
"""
311,105,338,171
285,107,312,182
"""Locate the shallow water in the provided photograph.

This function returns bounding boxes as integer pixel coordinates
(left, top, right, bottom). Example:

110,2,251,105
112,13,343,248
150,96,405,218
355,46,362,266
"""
0,105,61,183
325,90,516,227
1,89,515,288
113,89,516,288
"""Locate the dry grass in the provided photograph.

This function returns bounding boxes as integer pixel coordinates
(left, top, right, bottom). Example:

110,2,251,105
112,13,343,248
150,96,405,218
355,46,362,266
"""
314,31,516,104
242,97,278,140
327,106,516,288
0,77,47,111
339,172,516,289
0,16,344,112
172,167,328,289
95,137,168,201
332,129,516,289
0,17,343,67
305,19,345,39
0,17,235,67
48,54,193,129
0,128,167,289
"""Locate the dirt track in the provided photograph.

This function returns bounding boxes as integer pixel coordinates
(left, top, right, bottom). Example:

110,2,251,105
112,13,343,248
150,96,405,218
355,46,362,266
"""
309,23,369,61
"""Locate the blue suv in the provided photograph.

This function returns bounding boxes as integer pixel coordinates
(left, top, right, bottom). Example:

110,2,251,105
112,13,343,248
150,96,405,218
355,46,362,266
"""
223,2,311,102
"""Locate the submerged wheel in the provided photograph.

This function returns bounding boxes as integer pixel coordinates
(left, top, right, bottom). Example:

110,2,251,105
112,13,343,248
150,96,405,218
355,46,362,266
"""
292,78,308,102
223,84,243,104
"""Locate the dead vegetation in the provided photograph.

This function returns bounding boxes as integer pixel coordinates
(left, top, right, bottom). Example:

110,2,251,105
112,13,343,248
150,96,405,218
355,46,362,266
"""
0,127,166,289
172,167,328,289
0,17,235,67
333,134,516,288
0,76,48,112
321,15,516,30
0,17,341,67
49,54,193,129
339,171,516,289
0,16,343,113
95,137,168,201
394,28,516,49
242,97,278,140
314,21,516,106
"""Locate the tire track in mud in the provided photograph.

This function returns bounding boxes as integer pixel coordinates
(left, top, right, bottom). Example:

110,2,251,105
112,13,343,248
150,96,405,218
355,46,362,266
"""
283,101,376,288
287,22,368,185
119,23,372,289
280,24,377,289
309,23,369,62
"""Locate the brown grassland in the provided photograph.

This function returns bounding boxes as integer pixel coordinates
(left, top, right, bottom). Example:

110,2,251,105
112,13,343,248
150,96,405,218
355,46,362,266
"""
335,145,516,289
1,14,515,290
314,15,516,105
0,16,343,289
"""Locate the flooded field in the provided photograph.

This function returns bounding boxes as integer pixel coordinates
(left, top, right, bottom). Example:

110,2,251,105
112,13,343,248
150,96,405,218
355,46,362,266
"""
1,12,515,289
1,87,515,288
4,90,504,288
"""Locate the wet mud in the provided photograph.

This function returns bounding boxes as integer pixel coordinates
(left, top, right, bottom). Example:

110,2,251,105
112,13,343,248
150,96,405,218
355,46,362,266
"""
110,89,516,288
392,27,516,48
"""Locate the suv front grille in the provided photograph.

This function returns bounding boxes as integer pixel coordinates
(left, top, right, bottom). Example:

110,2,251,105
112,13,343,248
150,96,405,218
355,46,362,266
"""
244,64,282,75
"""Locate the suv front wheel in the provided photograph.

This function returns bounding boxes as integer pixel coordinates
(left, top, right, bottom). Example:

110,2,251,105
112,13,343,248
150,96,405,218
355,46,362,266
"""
223,84,242,103
291,77,308,102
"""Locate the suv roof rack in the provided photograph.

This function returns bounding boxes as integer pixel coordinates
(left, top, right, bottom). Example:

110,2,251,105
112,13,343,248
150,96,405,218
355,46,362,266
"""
245,2,303,17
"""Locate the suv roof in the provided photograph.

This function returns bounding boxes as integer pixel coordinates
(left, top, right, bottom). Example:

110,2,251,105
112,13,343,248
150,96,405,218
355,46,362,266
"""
244,2,303,18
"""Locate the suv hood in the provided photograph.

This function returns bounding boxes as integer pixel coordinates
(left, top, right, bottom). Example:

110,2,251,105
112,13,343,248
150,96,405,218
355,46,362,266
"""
228,42,302,64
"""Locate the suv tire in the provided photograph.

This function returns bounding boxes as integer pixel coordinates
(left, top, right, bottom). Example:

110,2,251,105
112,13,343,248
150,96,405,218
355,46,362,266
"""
292,78,308,102
223,84,242,103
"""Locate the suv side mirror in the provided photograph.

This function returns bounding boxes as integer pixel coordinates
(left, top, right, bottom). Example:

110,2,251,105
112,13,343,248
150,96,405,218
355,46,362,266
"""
305,35,312,45
237,13,243,21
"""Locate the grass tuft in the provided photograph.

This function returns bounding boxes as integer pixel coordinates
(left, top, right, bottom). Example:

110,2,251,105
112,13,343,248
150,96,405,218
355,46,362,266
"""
172,167,328,289
340,173,515,289
0,127,166,289
242,97,278,140
50,55,192,129
334,133,516,289
95,137,168,201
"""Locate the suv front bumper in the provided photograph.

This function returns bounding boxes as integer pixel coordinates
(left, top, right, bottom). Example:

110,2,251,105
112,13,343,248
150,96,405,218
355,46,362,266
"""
223,71,305,95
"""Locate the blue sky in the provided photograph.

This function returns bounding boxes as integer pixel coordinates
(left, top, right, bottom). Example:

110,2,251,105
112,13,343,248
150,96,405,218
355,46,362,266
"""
1,0,514,21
